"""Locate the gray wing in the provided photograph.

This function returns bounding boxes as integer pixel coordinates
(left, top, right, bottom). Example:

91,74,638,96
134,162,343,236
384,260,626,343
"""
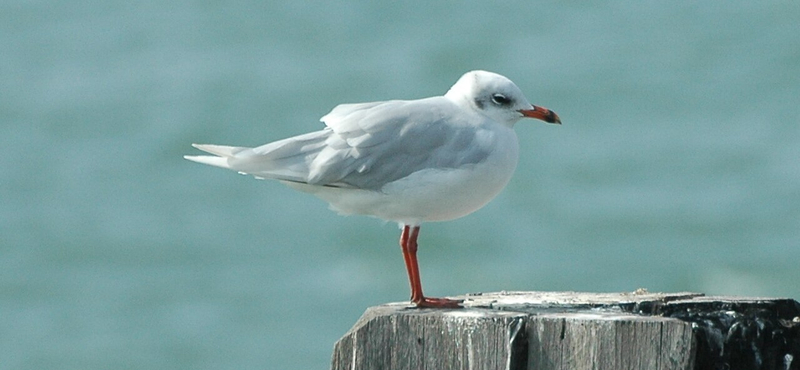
306,97,493,190
198,97,493,191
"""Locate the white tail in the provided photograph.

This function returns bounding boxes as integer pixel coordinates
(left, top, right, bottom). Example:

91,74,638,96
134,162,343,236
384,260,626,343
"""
190,144,248,157
183,143,248,169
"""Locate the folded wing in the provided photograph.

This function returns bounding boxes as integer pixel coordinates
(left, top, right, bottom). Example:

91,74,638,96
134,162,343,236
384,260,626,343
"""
186,97,493,191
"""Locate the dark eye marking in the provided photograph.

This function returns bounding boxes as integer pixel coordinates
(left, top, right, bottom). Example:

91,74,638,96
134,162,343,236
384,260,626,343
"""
491,94,512,106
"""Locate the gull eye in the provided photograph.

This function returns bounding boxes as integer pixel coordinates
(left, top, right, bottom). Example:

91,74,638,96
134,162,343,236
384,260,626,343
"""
491,94,511,106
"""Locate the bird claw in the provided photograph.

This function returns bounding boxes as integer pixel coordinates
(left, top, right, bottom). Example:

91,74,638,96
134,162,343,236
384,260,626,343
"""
413,296,464,309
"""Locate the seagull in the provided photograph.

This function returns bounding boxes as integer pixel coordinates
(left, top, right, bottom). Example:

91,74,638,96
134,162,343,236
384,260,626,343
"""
185,70,561,308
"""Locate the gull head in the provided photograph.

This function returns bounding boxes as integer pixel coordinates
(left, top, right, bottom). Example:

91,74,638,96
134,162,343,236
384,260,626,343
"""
445,70,561,127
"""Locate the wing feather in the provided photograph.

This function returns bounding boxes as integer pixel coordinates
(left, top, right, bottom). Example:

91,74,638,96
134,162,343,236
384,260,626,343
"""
307,97,493,190
188,97,493,191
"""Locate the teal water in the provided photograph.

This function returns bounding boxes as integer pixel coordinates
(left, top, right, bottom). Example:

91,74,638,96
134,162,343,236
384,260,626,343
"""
2,1,799,369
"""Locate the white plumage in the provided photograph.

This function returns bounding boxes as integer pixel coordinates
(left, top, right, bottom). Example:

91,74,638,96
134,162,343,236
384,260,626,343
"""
185,70,561,307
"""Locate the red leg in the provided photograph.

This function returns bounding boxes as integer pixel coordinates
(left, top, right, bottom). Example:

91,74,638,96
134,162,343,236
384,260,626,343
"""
405,226,424,302
399,225,463,309
399,226,420,301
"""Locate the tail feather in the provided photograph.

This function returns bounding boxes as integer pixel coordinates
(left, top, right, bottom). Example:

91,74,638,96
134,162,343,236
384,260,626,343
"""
184,134,329,186
191,144,248,158
184,155,232,169
185,142,311,183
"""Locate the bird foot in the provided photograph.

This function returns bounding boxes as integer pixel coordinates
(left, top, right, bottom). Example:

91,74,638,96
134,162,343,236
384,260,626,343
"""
413,296,464,309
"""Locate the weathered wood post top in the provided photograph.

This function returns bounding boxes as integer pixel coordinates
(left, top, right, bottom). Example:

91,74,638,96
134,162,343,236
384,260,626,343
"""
331,291,800,370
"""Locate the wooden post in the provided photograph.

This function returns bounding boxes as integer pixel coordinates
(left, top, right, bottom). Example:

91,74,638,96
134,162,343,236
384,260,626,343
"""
331,291,800,370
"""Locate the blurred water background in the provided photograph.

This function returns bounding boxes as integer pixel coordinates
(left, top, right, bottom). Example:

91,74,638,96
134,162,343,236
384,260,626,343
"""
2,1,799,369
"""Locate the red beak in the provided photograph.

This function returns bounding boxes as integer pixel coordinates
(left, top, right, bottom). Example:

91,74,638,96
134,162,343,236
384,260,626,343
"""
519,105,561,124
